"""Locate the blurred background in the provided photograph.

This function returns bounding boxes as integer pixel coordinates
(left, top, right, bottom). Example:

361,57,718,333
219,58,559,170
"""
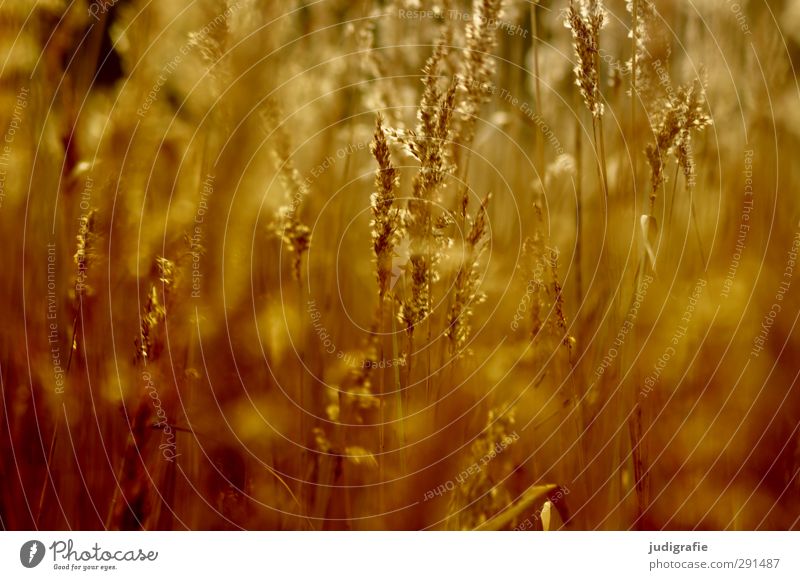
1,0,799,530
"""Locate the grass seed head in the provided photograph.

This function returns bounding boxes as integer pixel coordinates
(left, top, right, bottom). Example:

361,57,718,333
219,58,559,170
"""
564,0,607,119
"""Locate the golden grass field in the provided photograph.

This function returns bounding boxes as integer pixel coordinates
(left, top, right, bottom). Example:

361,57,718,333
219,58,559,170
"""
1,0,799,530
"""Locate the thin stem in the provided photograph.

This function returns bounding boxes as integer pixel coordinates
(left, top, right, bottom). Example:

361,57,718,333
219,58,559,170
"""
425,213,432,405
439,154,473,391
390,298,407,475
42,309,77,524
405,332,414,417
296,277,307,515
65,313,79,372
666,165,680,232
574,93,584,305
531,2,545,178
631,0,638,213
664,164,681,267
591,45,610,200
688,189,708,269
566,352,588,494
596,116,610,199
36,423,58,526
377,301,386,518
591,120,605,198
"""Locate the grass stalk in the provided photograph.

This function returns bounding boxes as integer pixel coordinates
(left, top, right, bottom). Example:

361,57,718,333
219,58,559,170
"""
390,296,407,475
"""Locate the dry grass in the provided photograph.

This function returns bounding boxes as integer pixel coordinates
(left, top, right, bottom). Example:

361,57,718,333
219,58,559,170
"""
1,0,799,531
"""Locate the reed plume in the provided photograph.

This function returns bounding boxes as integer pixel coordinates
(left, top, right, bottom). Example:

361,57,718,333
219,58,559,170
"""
456,0,504,146
626,0,669,106
263,100,312,280
451,0,504,226
370,113,401,302
673,78,712,189
135,257,175,363
564,0,607,120
565,0,609,199
644,78,712,211
521,216,573,353
445,194,491,356
187,0,231,92
398,39,458,336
